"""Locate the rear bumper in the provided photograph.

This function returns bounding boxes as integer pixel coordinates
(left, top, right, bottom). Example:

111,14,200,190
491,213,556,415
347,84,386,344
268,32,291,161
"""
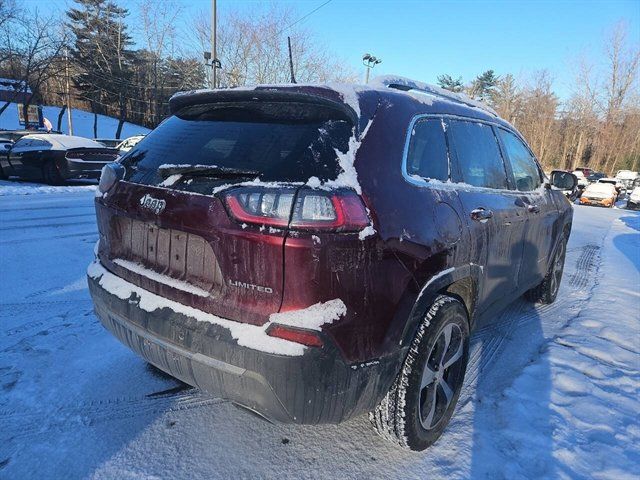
87,262,400,424
61,159,109,179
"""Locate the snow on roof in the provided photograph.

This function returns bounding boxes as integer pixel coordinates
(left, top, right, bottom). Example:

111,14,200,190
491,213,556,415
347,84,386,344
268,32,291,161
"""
584,182,616,195
370,74,498,116
17,134,106,150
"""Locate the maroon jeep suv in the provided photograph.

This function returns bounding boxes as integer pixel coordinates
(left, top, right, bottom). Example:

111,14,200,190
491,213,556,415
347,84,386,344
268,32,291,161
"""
87,76,574,451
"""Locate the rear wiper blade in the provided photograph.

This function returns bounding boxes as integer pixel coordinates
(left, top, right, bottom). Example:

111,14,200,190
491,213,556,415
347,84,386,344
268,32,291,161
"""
158,164,260,178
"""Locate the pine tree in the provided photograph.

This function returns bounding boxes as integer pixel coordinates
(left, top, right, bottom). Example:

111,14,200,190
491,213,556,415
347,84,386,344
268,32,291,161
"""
67,0,134,138
469,70,500,104
436,74,464,93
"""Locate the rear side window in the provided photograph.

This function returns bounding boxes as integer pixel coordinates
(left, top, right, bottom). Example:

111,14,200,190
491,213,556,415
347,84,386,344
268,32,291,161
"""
448,120,508,189
497,129,541,191
406,118,449,181
121,102,352,187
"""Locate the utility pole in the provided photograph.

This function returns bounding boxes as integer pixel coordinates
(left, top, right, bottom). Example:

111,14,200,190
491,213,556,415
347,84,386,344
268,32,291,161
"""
64,47,74,135
287,37,296,84
362,53,382,84
211,0,217,89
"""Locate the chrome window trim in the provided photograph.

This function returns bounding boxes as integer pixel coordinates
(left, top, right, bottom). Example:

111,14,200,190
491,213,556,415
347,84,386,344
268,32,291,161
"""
401,113,520,192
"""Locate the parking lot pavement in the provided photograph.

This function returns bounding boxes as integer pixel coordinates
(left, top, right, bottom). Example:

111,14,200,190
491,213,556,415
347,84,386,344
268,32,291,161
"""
1,186,638,479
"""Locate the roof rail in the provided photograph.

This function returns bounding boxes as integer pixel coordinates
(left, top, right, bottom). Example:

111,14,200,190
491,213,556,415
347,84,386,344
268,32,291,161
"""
370,75,498,117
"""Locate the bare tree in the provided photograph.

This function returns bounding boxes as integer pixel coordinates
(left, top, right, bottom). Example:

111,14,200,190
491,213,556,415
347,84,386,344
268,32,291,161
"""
0,8,66,122
191,4,356,88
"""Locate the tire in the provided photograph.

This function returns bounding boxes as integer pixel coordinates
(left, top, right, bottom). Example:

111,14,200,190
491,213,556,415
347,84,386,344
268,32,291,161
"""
370,295,470,451
525,234,567,304
42,160,63,185
0,164,6,180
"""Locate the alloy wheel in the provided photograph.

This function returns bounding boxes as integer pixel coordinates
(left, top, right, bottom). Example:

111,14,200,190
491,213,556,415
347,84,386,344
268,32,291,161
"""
419,322,466,430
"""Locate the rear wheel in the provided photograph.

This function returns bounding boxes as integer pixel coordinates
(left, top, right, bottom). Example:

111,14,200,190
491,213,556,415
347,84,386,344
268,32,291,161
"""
0,164,6,180
525,234,567,304
370,295,470,451
43,160,63,185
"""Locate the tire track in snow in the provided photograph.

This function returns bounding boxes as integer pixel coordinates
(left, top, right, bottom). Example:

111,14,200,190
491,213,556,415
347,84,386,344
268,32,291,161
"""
0,220,96,231
0,232,97,245
0,390,228,441
462,241,602,398
568,244,599,290
1,212,95,223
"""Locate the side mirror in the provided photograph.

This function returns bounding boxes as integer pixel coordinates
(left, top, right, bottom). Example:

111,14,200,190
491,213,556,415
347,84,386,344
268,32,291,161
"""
550,171,578,191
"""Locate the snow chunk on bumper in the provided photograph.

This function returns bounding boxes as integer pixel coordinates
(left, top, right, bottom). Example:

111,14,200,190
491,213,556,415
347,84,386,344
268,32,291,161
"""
88,261,345,356
269,299,346,331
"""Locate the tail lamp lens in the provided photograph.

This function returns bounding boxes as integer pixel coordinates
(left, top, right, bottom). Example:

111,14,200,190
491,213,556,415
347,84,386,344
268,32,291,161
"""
224,187,370,231
98,163,125,193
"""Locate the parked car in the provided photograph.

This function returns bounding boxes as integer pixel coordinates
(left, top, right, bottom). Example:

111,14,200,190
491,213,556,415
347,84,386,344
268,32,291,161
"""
615,170,639,191
87,77,575,452
116,134,145,153
597,177,625,199
0,138,12,153
0,134,120,184
587,171,606,183
0,129,61,142
627,178,640,210
573,166,593,179
579,182,617,208
95,138,121,148
572,169,590,188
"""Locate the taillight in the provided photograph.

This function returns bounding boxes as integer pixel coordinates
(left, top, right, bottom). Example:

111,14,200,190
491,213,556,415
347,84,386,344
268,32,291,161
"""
223,187,370,231
98,163,125,194
267,324,323,347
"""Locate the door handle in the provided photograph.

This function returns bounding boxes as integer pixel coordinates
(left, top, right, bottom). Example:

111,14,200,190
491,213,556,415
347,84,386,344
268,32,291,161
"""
527,204,540,213
470,207,494,223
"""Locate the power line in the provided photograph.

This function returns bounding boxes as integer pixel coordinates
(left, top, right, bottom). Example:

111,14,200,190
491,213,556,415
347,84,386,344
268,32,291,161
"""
275,0,333,37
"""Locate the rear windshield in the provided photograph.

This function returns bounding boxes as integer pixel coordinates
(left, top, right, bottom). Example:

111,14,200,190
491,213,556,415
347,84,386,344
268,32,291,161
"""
120,102,352,191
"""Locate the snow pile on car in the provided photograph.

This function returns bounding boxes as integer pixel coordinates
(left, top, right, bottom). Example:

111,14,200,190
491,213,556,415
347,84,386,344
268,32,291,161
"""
88,259,346,356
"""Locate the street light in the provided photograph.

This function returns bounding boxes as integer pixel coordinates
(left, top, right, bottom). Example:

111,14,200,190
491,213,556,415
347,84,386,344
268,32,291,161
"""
363,53,382,84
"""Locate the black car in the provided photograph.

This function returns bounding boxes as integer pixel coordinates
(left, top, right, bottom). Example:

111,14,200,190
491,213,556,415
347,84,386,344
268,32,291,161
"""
0,133,119,184
587,171,606,183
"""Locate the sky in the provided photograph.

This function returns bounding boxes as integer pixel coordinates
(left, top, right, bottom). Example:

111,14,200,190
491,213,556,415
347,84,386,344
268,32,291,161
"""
25,0,640,102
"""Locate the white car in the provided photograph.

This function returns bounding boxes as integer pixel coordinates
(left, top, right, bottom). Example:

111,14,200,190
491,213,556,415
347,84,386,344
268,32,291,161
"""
572,170,589,188
615,170,639,190
116,135,145,153
597,178,625,197
627,183,640,210
579,182,617,208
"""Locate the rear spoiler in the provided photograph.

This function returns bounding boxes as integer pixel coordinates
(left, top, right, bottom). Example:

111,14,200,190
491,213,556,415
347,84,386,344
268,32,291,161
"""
168,88,362,134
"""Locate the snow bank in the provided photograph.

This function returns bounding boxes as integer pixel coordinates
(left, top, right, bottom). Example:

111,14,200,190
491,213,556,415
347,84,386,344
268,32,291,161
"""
0,102,150,139
88,260,346,356
0,179,96,196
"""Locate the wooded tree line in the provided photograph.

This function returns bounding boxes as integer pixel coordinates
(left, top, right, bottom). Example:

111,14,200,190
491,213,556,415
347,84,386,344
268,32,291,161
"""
438,24,639,175
0,0,637,174
0,0,355,137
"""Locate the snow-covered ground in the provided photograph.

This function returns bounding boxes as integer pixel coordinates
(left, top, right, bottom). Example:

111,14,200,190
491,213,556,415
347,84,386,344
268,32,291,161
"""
0,102,150,139
0,182,638,479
